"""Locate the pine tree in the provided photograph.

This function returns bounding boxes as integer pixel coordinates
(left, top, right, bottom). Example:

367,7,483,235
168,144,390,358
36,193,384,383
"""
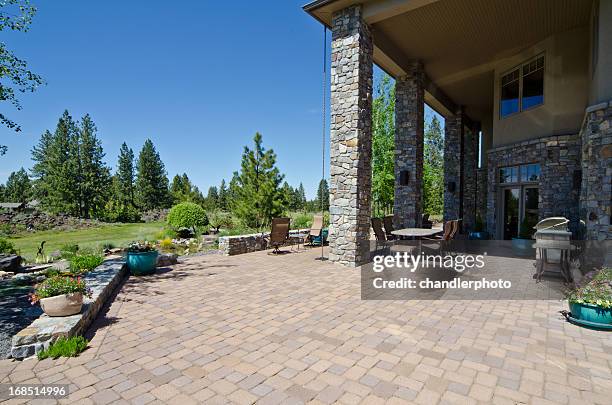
316,179,330,211
206,186,219,209
135,139,170,210
3,168,31,203
218,179,228,210
78,114,111,218
423,116,444,215
297,183,307,209
116,142,135,207
232,133,284,228
31,129,54,201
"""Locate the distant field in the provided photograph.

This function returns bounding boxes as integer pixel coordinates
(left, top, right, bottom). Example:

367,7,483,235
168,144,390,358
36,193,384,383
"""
8,222,165,261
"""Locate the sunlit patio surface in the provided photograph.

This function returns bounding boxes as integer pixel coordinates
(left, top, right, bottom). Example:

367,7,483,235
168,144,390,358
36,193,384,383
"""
1,247,611,404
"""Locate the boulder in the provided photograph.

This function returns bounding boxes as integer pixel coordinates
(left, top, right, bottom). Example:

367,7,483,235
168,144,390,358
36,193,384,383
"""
0,255,22,272
157,253,178,267
12,273,33,285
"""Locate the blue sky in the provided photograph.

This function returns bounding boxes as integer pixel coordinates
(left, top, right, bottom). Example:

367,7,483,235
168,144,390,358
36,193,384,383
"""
0,0,439,199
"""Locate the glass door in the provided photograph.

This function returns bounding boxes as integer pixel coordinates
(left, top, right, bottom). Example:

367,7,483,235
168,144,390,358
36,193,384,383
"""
502,188,520,240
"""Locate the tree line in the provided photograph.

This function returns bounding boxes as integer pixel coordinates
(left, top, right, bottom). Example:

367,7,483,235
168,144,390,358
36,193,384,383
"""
0,111,330,228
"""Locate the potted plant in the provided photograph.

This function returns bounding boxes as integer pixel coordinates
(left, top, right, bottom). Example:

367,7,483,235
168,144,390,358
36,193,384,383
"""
566,268,612,329
30,276,91,317
512,217,535,254
468,214,489,240
126,241,158,276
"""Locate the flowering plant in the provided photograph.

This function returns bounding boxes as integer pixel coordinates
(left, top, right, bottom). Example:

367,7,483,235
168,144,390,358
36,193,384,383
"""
29,276,92,304
567,268,612,309
127,241,157,253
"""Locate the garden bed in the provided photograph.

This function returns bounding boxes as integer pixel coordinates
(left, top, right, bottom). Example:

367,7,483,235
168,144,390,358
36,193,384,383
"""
10,259,127,359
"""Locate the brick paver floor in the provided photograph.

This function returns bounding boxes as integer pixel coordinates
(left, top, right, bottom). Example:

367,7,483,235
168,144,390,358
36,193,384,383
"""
1,248,611,404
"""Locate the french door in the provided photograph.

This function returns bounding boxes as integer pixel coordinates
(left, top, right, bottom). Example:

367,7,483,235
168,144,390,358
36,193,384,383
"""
501,186,539,240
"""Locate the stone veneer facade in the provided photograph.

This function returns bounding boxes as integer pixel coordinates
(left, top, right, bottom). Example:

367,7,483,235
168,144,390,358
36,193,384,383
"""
486,134,581,238
462,126,478,231
329,5,373,266
443,111,463,222
394,63,424,229
580,101,612,240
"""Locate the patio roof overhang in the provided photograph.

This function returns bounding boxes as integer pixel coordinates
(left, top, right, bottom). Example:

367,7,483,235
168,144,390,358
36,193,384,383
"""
304,0,593,121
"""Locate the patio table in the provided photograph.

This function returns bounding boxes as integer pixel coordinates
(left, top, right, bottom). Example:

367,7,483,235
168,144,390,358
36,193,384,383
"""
391,228,442,254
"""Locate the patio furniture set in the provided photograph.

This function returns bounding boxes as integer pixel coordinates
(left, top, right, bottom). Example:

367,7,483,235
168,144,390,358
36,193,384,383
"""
269,215,327,254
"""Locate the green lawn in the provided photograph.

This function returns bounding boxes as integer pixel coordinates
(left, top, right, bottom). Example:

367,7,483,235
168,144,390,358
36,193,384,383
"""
8,222,165,261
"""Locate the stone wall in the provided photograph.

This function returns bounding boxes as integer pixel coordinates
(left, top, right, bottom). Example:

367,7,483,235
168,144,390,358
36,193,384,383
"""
329,5,373,266
394,63,424,229
219,230,310,256
580,101,612,240
444,112,463,222
11,260,127,359
476,167,488,224
486,134,581,237
463,127,478,231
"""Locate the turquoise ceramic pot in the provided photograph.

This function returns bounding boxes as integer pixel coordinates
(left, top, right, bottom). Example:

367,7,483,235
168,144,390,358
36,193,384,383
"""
127,251,158,276
569,302,612,325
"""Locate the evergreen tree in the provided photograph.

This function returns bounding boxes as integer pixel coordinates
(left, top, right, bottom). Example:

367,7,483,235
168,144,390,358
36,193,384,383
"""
316,179,330,211
78,114,111,218
135,139,170,210
206,186,219,208
30,129,54,201
3,168,31,203
218,179,228,210
232,133,284,228
423,116,444,215
297,183,307,209
371,74,395,214
116,142,135,207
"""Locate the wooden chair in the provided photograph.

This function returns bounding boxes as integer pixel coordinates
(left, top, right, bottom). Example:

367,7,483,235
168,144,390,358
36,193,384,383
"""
382,215,396,240
371,217,390,253
421,213,433,229
304,214,323,246
270,217,290,254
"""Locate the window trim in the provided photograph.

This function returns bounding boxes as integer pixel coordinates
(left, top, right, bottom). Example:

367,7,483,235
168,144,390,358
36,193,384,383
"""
499,163,541,185
499,54,545,119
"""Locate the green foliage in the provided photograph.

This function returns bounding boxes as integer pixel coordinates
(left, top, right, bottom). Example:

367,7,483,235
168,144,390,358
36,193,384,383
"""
167,202,208,230
171,173,205,206
30,111,111,218
32,276,89,300
371,74,395,211
136,139,171,210
68,254,103,273
423,116,444,215
316,179,329,211
218,179,228,210
290,212,312,229
37,336,88,360
2,168,31,202
232,133,285,228
0,237,16,254
567,268,612,309
0,0,44,154
207,210,232,233
116,142,135,207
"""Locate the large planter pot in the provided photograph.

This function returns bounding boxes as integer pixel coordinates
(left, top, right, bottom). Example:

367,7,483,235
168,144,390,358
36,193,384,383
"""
569,302,612,327
127,250,158,276
39,293,83,317
511,238,533,255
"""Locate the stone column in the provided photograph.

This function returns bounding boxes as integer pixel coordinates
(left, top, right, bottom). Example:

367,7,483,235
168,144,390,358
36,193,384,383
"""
329,5,373,266
462,126,478,231
393,62,424,229
444,110,464,222
580,101,612,240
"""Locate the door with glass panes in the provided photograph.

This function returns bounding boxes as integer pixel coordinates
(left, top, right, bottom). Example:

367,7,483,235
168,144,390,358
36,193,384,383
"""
499,164,540,240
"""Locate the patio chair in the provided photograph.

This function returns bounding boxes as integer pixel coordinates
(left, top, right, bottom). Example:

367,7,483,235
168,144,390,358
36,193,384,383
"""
382,215,396,240
372,217,391,254
422,220,455,255
269,217,290,254
421,213,433,229
306,215,324,246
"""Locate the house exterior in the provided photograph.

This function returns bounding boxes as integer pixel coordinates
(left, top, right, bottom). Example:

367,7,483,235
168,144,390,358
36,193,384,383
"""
304,0,612,266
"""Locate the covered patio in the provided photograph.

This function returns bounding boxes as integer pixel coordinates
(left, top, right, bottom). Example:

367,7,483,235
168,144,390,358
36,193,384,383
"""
1,249,610,404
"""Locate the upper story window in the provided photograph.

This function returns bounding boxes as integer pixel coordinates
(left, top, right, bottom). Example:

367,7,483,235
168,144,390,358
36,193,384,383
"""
500,55,544,118
499,163,540,184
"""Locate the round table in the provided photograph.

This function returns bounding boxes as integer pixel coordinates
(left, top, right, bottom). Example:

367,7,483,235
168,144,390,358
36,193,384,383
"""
391,228,442,254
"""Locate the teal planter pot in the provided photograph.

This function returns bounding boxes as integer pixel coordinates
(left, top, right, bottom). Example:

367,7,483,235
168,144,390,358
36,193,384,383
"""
127,251,158,276
569,302,612,328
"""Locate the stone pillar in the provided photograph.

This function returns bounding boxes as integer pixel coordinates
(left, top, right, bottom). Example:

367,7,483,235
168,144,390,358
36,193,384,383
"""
462,126,478,231
393,62,424,229
444,110,464,222
580,101,612,240
329,5,373,266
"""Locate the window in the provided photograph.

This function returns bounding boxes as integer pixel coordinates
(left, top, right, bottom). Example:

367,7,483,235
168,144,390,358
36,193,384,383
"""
500,55,544,118
500,164,540,184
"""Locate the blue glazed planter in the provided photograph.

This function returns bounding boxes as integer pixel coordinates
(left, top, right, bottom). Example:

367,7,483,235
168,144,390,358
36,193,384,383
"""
127,251,158,276
569,302,612,325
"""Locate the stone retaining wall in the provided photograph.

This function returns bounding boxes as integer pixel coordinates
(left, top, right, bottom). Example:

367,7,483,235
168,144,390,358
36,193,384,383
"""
11,260,127,359
219,230,310,256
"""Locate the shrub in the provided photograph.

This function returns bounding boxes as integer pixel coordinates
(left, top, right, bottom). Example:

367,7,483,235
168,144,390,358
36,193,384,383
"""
0,238,16,254
290,212,313,229
167,202,208,231
69,254,104,274
159,238,174,251
208,210,232,233
567,268,612,309
37,336,89,359
30,276,91,303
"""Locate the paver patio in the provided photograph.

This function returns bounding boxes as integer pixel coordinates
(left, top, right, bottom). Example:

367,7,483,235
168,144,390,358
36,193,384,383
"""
1,248,611,404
